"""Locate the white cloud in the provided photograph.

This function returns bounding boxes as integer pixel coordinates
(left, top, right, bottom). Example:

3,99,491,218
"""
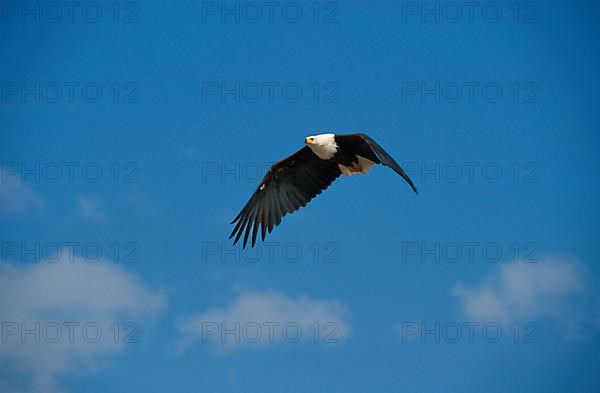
178,290,351,354
0,170,44,216
0,254,166,393
452,257,592,338
76,195,105,222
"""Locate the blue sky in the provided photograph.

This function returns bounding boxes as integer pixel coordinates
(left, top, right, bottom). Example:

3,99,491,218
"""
1,1,600,392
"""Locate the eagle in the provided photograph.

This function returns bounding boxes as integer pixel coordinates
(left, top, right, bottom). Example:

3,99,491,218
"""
230,133,418,248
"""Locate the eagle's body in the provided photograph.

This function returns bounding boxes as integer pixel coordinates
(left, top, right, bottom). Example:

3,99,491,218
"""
230,133,417,248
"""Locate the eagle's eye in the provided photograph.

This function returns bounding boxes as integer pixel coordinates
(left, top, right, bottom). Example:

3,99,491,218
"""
305,137,315,144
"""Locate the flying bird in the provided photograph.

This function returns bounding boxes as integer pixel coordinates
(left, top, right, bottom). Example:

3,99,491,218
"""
230,133,418,248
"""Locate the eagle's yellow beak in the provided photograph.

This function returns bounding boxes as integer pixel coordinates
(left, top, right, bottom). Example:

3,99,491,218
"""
305,137,314,144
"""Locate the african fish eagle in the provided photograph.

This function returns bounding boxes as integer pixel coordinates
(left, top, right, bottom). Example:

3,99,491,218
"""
230,133,418,248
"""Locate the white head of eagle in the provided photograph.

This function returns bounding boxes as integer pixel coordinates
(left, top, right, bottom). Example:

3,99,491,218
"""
304,133,338,160
230,133,419,248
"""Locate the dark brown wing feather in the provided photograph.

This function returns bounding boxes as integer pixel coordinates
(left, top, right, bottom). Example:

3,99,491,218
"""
230,146,341,248
335,133,418,194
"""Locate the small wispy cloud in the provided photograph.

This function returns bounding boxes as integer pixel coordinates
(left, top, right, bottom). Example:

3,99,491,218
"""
0,254,166,393
0,169,44,216
76,195,105,223
178,289,351,354
452,257,594,339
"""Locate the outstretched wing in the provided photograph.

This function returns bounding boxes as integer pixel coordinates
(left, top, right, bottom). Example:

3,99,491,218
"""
230,146,341,248
336,133,418,194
